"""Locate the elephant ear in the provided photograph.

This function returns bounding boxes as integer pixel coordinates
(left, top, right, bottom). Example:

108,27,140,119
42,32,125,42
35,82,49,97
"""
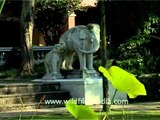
80,29,87,39
87,23,93,31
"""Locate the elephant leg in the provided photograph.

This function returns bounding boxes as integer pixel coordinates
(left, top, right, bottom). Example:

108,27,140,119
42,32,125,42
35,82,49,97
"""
67,52,75,69
51,68,57,79
51,57,58,79
53,62,58,74
63,52,74,69
57,60,63,79
49,64,52,73
78,52,86,70
62,60,66,69
61,52,70,69
86,54,94,70
44,62,50,74
57,60,61,74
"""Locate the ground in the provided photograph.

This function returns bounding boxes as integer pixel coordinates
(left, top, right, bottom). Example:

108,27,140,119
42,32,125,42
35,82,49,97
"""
0,70,160,120
0,102,160,120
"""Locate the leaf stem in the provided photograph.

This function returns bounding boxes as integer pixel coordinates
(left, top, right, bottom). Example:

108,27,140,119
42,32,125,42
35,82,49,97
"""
102,89,117,120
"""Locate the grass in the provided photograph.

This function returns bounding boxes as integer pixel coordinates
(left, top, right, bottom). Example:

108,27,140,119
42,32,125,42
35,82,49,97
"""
0,68,18,79
5,113,75,120
103,110,160,120
2,110,160,120
0,64,45,82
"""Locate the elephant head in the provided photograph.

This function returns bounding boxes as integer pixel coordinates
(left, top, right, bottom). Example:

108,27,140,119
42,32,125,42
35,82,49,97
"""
53,41,66,53
78,23,100,54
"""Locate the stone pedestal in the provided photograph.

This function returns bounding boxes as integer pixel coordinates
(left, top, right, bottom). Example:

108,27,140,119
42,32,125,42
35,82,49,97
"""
33,76,127,105
33,77,103,105
59,77,103,105
83,77,103,105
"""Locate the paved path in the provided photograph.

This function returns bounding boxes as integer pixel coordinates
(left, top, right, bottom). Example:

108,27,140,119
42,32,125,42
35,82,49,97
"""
111,102,160,111
0,102,160,119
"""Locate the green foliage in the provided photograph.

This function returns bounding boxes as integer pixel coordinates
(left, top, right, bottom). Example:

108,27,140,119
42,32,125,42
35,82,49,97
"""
34,63,45,76
65,99,98,120
118,36,149,74
117,15,160,75
0,67,18,78
99,66,147,99
0,0,6,14
35,0,82,45
138,15,160,35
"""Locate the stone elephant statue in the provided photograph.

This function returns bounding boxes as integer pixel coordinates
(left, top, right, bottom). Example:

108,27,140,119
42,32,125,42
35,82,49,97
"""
59,23,100,71
42,41,66,79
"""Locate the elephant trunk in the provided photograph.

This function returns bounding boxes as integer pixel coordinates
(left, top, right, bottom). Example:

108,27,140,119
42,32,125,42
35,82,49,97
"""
78,38,100,54
78,24,100,54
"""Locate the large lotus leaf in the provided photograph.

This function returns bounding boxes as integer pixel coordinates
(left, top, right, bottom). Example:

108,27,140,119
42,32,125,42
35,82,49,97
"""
65,101,78,119
65,100,98,120
99,66,147,99
99,66,113,81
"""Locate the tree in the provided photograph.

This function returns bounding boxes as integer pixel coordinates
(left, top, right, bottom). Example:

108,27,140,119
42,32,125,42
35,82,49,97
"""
117,14,160,75
20,0,35,76
34,0,82,45
98,0,109,112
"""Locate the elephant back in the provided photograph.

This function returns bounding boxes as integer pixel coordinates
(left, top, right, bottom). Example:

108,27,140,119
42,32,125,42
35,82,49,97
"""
58,25,91,51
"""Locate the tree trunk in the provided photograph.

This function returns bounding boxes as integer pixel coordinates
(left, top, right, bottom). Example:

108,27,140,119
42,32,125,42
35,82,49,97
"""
20,0,35,76
99,0,109,112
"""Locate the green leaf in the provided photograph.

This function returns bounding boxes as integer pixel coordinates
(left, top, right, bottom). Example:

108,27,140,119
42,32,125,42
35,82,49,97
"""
66,104,78,119
65,100,98,120
0,0,6,14
99,66,147,99
76,105,98,120
99,66,112,81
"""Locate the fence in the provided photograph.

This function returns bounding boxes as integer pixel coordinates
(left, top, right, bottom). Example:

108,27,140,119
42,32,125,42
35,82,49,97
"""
0,46,53,66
